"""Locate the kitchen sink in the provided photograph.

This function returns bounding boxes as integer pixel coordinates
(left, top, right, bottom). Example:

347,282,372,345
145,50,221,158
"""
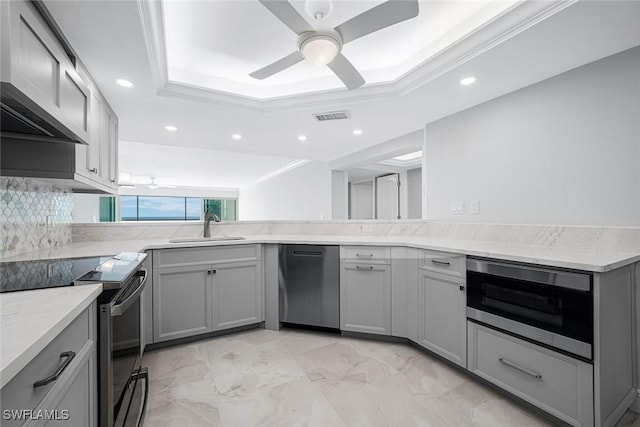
168,236,246,243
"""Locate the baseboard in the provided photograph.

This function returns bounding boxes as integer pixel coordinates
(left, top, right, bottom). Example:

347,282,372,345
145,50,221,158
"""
630,389,640,413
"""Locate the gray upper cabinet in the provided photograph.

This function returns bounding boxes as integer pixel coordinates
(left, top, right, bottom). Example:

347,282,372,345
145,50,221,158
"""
151,245,264,344
340,246,391,335
0,0,90,143
417,250,467,367
74,61,118,193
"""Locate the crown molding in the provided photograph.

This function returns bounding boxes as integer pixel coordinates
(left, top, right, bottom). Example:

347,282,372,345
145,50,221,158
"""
137,0,577,112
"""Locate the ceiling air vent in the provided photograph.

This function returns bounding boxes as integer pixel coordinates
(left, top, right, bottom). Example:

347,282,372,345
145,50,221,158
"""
313,110,350,122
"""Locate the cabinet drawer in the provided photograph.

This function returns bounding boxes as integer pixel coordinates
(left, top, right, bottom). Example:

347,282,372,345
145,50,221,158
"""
341,246,390,263
1,305,93,424
419,250,465,277
468,322,593,426
154,244,261,268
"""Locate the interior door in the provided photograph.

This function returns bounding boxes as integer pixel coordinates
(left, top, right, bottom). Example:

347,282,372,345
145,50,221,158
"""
375,174,400,219
349,181,374,219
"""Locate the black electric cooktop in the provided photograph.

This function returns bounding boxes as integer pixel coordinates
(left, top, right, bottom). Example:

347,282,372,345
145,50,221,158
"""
0,252,146,293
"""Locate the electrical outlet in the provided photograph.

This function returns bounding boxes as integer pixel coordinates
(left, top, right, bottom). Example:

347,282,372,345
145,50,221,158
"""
46,215,56,230
469,200,480,214
361,224,374,233
451,201,464,215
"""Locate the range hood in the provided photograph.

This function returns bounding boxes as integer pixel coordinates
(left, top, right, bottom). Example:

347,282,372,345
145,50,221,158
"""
0,82,86,144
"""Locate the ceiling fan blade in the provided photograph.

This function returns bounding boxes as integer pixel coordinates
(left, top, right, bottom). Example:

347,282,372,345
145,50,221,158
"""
258,0,313,35
328,53,365,90
335,0,419,44
249,51,304,79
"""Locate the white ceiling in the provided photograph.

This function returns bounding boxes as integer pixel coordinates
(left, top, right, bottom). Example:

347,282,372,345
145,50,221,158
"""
44,0,640,190
162,0,516,98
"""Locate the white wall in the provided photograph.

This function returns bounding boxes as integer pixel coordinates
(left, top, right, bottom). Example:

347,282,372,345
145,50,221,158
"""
73,194,101,223
239,161,332,221
407,167,422,219
331,170,348,220
424,46,640,226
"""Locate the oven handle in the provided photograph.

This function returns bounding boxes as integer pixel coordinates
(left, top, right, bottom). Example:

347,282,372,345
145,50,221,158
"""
111,269,147,317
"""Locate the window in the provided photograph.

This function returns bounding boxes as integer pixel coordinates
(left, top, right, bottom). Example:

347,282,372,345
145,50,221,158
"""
204,199,237,221
99,196,238,222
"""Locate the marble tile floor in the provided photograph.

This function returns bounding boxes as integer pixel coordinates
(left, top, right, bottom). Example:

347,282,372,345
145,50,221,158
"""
142,328,640,427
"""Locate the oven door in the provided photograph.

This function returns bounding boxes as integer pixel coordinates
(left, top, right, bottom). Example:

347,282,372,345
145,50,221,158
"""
100,269,149,427
467,264,593,360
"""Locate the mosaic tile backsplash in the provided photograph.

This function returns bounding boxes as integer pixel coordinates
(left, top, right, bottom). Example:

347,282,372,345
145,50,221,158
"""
1,177,73,258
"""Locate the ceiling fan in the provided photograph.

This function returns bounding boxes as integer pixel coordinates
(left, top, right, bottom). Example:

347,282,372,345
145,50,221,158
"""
250,0,419,90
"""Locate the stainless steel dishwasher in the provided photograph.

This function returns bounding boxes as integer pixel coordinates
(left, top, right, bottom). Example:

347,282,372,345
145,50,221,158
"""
279,244,340,330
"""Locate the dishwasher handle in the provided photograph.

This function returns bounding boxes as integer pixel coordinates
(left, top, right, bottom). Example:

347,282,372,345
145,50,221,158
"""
292,250,324,257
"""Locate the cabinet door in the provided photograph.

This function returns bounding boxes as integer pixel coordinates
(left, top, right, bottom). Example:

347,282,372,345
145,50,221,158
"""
418,270,466,367
340,263,391,335
212,261,263,331
153,265,212,342
108,114,118,186
39,348,97,427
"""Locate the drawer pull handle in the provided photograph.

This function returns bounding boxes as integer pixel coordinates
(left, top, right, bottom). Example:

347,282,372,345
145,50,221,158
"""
356,253,374,258
90,168,98,174
431,259,451,266
356,265,374,271
498,358,542,380
34,351,76,388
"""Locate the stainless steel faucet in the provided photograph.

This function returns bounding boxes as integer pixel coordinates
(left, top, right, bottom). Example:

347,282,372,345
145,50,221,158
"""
203,209,221,238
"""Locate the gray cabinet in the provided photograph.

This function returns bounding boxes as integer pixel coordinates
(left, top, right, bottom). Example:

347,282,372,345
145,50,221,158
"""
468,322,593,426
0,303,97,427
340,246,391,335
153,264,212,342
152,245,263,344
212,261,263,331
418,270,466,367
0,0,90,144
417,250,466,367
74,61,118,193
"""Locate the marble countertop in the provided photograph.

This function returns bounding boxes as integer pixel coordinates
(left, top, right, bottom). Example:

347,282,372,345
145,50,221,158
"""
2,234,639,272
0,284,102,388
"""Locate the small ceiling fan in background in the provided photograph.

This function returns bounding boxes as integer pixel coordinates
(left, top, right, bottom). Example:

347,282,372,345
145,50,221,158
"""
250,0,419,90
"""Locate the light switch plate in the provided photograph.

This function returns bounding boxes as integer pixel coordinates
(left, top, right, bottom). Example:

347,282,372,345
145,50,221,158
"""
469,200,479,214
451,201,464,215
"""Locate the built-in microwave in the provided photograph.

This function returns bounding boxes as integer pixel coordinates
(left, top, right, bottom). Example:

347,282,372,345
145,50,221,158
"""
466,257,593,360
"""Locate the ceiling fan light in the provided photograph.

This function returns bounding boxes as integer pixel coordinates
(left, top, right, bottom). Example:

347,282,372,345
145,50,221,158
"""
300,35,340,66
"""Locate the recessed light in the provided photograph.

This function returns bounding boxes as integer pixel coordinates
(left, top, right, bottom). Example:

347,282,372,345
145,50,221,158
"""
353,129,363,136
298,135,307,142
165,125,178,132
116,78,134,88
232,134,242,140
460,76,476,86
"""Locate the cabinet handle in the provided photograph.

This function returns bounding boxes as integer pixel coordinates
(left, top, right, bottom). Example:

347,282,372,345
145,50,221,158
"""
356,253,373,258
34,351,76,388
431,259,451,266
498,358,542,380
355,265,374,271
90,168,98,174
207,270,217,275
110,179,116,183
459,285,465,291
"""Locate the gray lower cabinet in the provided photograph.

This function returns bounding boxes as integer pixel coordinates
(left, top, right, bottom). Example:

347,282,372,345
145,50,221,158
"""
468,322,593,426
153,264,212,342
340,262,391,335
416,250,467,367
211,261,263,331
152,245,263,343
417,270,466,367
1,303,97,427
